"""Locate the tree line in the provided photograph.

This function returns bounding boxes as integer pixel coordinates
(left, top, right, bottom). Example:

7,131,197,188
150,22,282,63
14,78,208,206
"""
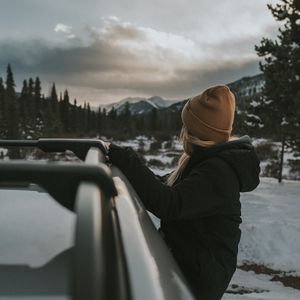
0,64,258,143
0,65,185,141
0,64,96,139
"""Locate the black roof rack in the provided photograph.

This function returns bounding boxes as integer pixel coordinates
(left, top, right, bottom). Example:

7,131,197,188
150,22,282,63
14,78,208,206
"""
0,161,117,210
0,138,107,160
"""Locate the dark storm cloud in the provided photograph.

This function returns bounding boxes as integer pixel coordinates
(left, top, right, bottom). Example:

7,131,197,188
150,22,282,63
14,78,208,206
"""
0,20,161,76
0,39,139,74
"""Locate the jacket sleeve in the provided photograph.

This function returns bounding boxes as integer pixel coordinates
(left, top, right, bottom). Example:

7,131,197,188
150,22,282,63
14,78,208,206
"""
108,143,233,220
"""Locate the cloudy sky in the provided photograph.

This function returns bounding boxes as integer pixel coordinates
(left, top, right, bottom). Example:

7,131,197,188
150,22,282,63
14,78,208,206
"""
0,0,279,105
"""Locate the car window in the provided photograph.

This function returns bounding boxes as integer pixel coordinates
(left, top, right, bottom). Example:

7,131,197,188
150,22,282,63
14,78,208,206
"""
0,188,75,267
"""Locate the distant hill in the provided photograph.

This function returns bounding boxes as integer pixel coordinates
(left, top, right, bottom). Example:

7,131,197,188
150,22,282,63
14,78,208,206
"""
228,74,264,98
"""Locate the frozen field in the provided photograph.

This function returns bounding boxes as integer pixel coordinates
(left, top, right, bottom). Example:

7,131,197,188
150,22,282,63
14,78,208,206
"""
225,177,300,299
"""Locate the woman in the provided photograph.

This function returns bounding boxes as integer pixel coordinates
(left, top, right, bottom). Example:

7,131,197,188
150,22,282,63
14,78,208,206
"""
103,85,260,300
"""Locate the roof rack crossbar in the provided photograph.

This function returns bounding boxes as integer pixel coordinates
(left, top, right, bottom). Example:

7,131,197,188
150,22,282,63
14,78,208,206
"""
0,139,107,160
0,161,117,210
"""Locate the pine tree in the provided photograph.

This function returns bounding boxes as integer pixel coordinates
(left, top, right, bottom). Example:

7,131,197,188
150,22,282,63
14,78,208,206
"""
97,107,102,134
122,102,136,135
5,64,19,139
21,80,28,98
35,77,42,115
27,77,36,125
60,89,70,132
45,96,54,136
150,107,157,131
48,83,64,134
4,65,20,157
255,0,300,182
77,104,84,134
108,106,117,131
50,83,58,114
101,108,107,132
20,79,29,135
5,65,15,97
119,101,131,134
68,98,80,134
87,102,91,132
0,77,5,137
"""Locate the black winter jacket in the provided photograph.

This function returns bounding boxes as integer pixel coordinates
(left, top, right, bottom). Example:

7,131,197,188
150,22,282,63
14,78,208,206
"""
108,135,260,300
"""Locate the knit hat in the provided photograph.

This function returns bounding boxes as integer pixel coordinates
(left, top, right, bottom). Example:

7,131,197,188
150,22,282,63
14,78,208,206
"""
181,85,235,144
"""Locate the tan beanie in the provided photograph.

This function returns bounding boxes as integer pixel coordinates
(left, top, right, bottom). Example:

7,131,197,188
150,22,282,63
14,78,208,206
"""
181,85,235,144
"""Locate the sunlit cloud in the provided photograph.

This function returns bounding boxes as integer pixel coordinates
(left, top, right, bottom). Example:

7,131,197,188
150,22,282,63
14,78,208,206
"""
54,23,72,34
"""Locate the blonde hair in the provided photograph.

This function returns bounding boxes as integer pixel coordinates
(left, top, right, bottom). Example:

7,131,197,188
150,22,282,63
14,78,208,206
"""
166,126,217,186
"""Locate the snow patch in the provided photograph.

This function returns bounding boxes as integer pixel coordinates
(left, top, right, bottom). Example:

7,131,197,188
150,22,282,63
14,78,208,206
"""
223,269,300,300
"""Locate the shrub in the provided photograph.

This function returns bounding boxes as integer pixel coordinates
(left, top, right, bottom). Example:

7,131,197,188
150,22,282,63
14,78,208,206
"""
163,140,172,149
154,132,172,142
262,160,280,178
136,147,146,155
150,141,162,152
288,159,300,180
255,142,279,161
147,158,165,168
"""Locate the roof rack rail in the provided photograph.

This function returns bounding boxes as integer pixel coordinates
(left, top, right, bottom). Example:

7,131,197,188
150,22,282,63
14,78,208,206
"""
0,161,117,210
0,138,107,160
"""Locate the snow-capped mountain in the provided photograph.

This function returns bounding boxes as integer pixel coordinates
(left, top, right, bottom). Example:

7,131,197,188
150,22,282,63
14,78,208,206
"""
102,96,180,115
147,96,178,108
99,74,265,115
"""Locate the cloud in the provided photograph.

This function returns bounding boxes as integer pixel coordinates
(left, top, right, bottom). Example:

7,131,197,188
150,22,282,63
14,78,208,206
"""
0,18,261,104
54,23,77,40
54,23,72,34
67,34,77,40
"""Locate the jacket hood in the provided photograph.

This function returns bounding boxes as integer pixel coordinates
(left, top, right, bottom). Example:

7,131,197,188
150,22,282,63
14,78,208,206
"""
188,135,261,192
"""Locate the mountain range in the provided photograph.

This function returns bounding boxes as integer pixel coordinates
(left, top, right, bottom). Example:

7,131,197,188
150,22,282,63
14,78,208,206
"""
99,73,264,116
101,96,179,115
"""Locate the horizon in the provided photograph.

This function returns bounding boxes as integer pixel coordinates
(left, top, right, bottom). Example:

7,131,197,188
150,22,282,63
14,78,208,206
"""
0,0,278,106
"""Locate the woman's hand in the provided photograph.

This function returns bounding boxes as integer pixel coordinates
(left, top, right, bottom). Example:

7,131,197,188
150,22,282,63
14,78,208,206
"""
98,139,111,164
